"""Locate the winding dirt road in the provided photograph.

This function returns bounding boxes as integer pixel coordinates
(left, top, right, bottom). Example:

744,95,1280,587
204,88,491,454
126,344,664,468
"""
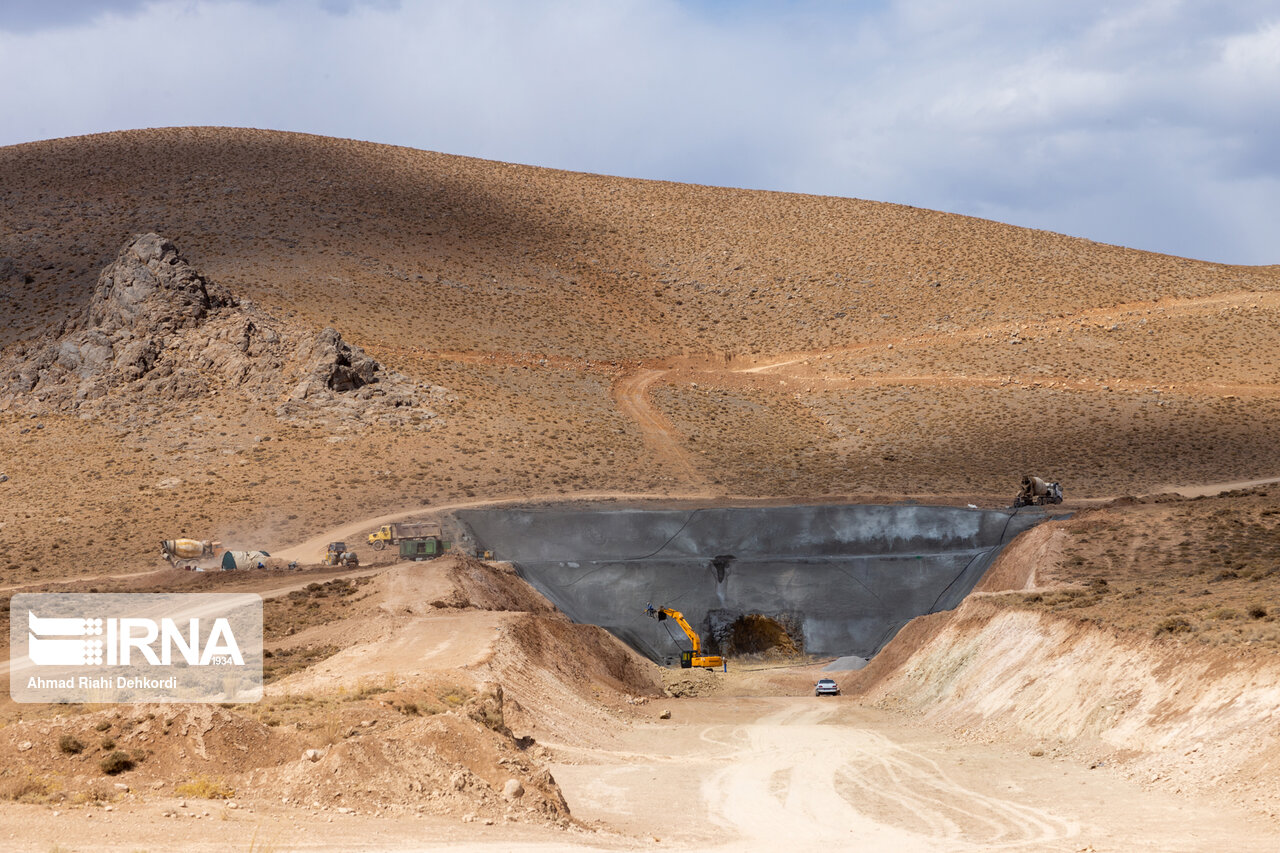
370,287,1280,498
549,697,1279,852
611,368,707,486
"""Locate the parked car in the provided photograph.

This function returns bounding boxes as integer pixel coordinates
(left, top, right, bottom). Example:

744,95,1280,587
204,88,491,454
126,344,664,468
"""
815,677,840,697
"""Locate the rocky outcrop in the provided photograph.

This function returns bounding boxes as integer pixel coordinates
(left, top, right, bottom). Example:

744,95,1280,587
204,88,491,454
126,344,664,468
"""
0,234,446,427
85,232,237,335
293,327,379,397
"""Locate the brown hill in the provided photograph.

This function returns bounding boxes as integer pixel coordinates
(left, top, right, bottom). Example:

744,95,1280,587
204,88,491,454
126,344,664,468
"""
0,553,660,828
1,127,1279,581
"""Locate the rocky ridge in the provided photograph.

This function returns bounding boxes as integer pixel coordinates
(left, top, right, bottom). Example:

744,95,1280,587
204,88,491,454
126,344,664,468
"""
0,233,447,427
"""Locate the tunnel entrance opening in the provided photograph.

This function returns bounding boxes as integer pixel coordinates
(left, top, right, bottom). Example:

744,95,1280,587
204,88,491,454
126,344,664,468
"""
717,613,803,659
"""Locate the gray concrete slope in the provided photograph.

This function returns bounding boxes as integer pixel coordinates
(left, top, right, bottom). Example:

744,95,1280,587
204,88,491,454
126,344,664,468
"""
456,504,1046,663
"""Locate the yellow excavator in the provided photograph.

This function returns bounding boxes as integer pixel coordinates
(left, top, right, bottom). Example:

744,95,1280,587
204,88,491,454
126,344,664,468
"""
645,604,724,670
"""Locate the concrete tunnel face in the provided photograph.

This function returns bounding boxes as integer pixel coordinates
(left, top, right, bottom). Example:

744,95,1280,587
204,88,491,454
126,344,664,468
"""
454,504,1047,664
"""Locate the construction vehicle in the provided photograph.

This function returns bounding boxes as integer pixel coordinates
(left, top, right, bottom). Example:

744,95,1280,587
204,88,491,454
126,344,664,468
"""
368,522,441,551
323,542,359,566
644,604,724,670
160,538,222,566
399,536,450,561
1014,475,1063,507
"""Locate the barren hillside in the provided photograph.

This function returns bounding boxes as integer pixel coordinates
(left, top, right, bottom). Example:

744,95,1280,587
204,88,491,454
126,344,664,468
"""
2,126,1279,581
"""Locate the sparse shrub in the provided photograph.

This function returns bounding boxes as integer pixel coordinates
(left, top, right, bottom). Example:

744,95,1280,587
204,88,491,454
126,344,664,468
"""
94,721,112,732
1154,616,1194,636
100,737,115,750
1248,605,1268,619
174,775,235,799
99,751,134,775
307,712,346,749
0,771,61,803
58,735,84,755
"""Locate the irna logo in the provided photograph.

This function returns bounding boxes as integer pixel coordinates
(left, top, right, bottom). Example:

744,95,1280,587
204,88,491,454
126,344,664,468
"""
27,612,244,667
11,592,263,704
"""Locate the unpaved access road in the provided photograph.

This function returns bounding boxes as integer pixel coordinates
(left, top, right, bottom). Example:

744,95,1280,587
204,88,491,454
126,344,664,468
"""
5,690,1278,851
549,697,1279,853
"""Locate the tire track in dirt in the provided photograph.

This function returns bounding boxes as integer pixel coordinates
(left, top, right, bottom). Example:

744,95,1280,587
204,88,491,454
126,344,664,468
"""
700,703,1078,850
717,370,1280,398
327,288,1280,514
611,368,707,488
726,288,1280,374
383,289,1280,380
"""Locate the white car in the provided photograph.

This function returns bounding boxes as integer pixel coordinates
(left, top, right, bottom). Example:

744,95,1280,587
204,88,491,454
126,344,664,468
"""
815,678,840,697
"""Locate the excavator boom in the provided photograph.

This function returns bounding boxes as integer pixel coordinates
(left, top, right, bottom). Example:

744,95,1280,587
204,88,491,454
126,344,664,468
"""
644,604,724,670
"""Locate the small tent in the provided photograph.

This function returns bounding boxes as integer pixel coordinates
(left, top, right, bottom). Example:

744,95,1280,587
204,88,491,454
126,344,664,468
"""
221,550,270,570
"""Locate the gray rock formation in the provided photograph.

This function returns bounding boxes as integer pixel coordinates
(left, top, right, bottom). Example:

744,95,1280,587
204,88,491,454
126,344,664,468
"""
85,232,236,335
294,327,379,397
0,233,447,427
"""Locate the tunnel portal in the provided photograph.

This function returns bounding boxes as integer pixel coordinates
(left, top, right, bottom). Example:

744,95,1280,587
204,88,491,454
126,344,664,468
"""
455,504,1047,664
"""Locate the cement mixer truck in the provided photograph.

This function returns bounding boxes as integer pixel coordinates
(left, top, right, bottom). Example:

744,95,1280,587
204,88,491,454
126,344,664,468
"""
1014,475,1063,507
160,539,222,565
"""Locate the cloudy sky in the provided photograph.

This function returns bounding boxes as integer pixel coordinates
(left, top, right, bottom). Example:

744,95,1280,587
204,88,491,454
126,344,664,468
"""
1,1,1277,264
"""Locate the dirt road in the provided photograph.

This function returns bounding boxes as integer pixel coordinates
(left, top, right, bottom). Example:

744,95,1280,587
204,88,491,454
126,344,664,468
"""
612,369,707,486
271,490,715,564
12,694,1274,851
550,697,1279,852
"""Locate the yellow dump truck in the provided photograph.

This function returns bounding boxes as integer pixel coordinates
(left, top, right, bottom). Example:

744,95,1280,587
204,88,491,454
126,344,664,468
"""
368,522,440,551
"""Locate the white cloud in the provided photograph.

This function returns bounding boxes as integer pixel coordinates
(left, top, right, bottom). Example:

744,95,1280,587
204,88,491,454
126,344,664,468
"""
1220,20,1280,76
0,0,1276,264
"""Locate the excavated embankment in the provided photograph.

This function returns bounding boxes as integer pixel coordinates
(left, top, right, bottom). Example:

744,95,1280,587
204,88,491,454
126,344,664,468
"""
457,504,1049,663
852,522,1280,814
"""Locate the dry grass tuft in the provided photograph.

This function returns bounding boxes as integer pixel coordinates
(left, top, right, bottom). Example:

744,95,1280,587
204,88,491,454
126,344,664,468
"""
174,775,236,800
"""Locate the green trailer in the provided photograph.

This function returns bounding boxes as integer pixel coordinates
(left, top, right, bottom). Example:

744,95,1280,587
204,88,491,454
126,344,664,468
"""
399,537,450,561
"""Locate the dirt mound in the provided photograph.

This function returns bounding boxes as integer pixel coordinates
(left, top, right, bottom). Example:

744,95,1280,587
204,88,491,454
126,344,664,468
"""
247,694,569,823
0,233,446,427
446,556,559,614
858,596,1280,812
364,555,560,615
0,704,286,803
482,613,663,745
496,615,660,697
972,519,1069,593
0,691,571,824
661,667,723,698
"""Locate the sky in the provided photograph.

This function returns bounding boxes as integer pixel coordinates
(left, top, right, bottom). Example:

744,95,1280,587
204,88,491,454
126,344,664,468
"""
1,0,1277,265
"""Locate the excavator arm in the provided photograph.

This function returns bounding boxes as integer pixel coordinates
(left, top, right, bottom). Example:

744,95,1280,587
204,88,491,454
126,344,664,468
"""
644,604,724,670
